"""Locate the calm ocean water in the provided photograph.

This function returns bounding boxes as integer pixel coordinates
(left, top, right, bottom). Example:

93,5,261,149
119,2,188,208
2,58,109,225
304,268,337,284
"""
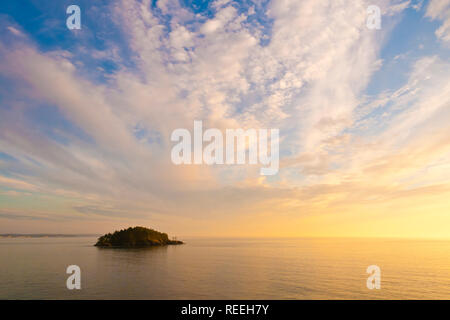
1,237,449,299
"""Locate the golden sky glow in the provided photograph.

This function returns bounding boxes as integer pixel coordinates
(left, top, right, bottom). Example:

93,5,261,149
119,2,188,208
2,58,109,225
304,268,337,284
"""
0,0,449,238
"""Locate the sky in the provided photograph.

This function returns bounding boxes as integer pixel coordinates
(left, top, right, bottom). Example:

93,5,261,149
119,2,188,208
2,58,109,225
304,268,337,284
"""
0,0,449,238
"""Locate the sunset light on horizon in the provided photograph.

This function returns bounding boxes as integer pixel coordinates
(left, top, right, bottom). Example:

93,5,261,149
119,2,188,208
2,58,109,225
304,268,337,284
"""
0,0,449,240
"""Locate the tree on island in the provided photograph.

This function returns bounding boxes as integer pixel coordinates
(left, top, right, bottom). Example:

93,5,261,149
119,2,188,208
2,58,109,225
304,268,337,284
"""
95,226,183,247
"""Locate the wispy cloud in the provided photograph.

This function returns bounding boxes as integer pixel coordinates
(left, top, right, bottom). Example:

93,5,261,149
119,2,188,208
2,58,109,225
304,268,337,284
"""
426,0,450,43
0,0,449,237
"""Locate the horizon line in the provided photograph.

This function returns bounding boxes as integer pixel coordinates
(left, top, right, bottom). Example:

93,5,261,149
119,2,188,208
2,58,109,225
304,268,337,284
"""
2,234,450,241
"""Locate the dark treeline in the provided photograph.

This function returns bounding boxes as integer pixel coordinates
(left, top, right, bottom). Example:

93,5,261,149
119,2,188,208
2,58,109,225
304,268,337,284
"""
95,226,183,247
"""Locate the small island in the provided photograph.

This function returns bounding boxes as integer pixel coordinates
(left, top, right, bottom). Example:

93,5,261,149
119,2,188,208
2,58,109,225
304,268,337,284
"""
95,226,183,247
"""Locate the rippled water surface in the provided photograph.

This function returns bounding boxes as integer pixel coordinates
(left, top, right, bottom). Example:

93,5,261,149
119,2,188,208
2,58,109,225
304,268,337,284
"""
1,237,450,299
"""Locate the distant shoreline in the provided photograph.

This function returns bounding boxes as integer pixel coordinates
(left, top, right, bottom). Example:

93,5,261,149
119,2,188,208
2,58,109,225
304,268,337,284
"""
0,234,100,238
